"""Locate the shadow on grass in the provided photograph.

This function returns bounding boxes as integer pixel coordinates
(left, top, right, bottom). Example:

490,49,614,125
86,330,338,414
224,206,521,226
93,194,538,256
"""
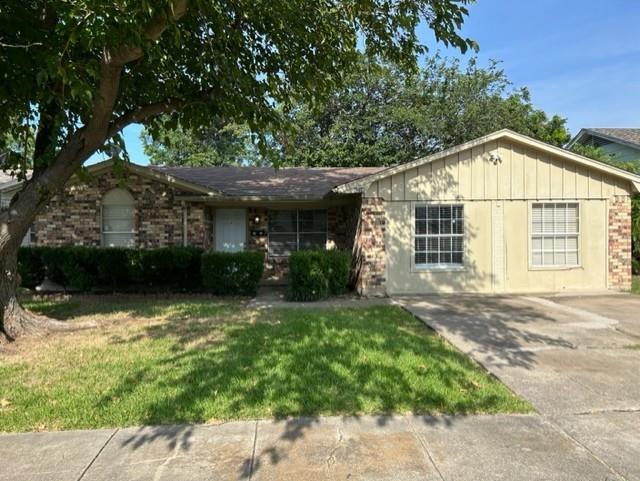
18,298,529,475
90,305,528,470
22,295,241,321
107,307,519,421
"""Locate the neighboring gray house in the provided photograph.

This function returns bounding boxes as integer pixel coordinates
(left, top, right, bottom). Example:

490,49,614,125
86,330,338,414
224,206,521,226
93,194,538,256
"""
568,128,640,166
0,170,34,245
0,171,23,209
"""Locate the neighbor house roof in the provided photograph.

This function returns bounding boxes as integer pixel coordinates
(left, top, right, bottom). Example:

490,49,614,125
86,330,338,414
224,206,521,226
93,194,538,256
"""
567,128,640,150
334,129,640,194
0,171,14,185
0,169,32,190
150,166,384,199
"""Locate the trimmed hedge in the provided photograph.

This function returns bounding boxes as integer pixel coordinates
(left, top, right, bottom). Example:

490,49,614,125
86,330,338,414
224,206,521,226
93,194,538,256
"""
201,251,264,296
324,249,352,296
287,249,352,301
17,246,204,293
17,246,46,289
129,247,203,291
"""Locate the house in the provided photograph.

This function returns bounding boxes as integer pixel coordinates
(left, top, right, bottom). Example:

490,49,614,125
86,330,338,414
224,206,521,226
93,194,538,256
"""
2,129,638,294
1,169,35,245
0,170,27,210
568,128,640,166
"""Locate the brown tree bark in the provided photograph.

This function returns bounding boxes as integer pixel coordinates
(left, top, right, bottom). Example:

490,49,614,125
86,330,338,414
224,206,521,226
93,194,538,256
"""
0,237,96,341
0,239,38,340
0,0,191,341
0,134,98,341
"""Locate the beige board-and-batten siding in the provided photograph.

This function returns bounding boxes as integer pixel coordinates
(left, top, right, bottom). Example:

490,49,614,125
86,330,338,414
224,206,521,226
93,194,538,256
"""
362,138,633,294
366,139,630,201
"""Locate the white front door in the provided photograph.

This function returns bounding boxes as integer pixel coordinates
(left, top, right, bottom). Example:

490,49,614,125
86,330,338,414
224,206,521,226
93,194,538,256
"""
215,208,247,252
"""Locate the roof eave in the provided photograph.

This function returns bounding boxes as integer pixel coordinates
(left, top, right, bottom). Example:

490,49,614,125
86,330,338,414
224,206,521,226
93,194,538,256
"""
333,129,640,194
179,194,329,203
565,128,588,149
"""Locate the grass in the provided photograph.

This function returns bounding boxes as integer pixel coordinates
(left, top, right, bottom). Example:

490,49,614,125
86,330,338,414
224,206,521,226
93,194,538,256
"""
632,277,640,294
0,296,531,432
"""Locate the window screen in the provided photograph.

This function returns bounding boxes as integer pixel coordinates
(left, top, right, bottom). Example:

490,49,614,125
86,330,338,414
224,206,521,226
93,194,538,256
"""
268,210,298,256
415,204,464,267
531,203,579,266
269,209,327,256
102,189,135,247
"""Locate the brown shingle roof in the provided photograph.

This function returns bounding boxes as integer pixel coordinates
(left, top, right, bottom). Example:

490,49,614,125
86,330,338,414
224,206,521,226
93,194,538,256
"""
150,166,385,198
587,128,640,148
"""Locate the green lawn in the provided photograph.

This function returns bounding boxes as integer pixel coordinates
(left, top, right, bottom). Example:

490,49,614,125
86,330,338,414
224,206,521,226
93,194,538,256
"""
632,277,640,294
0,297,530,432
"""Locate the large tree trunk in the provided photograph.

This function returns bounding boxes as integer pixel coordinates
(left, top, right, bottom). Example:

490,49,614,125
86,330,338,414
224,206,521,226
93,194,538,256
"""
0,210,96,341
0,0,190,341
1,241,46,340
0,118,106,341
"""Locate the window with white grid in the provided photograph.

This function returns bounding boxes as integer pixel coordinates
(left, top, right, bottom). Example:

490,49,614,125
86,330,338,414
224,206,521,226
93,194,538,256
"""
415,204,464,267
531,203,579,267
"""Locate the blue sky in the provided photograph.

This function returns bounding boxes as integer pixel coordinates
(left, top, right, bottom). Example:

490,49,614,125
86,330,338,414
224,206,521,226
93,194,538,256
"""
102,0,640,166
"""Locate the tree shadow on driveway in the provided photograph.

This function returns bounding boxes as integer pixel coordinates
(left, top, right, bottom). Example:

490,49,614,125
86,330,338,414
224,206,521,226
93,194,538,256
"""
397,295,575,370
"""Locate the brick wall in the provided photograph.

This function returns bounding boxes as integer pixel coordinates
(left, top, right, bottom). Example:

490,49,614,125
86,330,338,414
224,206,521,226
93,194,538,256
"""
187,204,213,249
34,170,212,248
31,168,366,287
608,195,632,290
353,197,386,296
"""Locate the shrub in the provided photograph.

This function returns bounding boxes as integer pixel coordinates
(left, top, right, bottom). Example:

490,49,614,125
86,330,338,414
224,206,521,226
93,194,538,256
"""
39,246,74,287
287,249,352,301
201,251,264,296
324,250,352,296
37,246,104,291
130,247,203,291
94,248,133,291
18,246,203,293
17,246,46,289
59,246,100,291
287,251,328,301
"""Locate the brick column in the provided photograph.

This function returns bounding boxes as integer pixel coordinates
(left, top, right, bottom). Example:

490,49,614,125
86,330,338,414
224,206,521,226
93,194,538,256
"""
186,204,213,249
608,195,632,290
354,197,387,296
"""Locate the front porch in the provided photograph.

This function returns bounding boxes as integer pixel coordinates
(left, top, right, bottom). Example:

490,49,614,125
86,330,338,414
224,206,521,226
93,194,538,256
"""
186,196,362,284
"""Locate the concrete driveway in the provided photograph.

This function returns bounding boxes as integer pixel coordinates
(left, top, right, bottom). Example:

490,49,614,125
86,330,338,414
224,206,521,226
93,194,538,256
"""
398,293,640,481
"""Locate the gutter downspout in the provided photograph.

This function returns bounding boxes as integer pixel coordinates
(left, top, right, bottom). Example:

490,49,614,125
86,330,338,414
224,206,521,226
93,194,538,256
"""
182,201,188,247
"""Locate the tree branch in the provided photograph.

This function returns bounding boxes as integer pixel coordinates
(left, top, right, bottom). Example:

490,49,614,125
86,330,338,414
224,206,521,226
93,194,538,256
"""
0,41,43,49
83,0,191,148
108,0,189,66
106,90,216,139
106,99,189,138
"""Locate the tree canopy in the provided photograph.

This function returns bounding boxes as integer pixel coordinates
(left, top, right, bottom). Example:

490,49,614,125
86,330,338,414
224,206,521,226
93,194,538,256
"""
0,0,477,339
144,55,572,167
277,56,571,167
141,121,263,166
0,0,477,174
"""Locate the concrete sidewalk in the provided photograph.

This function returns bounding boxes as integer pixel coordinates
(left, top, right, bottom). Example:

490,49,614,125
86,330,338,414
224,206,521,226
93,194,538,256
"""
0,414,624,481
